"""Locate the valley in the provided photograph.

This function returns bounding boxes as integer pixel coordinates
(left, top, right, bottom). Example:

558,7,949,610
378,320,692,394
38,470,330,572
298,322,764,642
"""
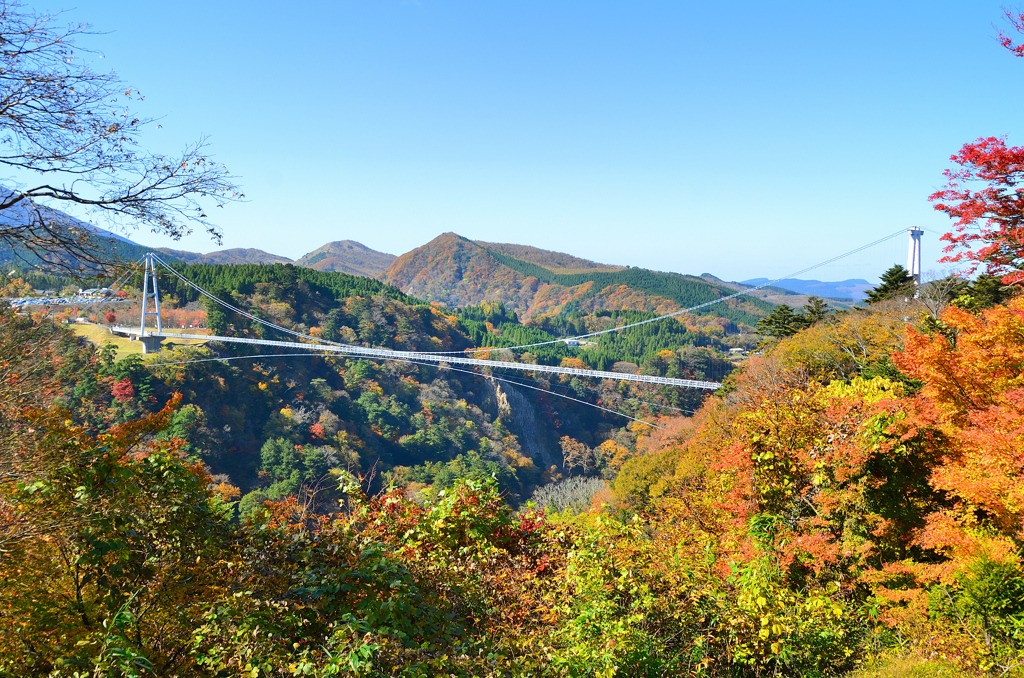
4,1,1024,674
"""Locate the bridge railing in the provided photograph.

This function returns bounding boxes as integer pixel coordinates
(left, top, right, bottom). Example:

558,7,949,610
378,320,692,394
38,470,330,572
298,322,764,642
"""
114,327,722,391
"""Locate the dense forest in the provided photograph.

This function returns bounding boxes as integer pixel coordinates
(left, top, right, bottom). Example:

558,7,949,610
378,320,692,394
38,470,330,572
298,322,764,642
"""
149,262,421,307
5,263,1024,676
5,1,1024,673
486,248,773,327
37,262,730,516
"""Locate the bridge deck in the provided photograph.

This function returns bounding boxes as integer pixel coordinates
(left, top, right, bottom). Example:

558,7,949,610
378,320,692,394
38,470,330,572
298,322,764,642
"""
114,327,722,390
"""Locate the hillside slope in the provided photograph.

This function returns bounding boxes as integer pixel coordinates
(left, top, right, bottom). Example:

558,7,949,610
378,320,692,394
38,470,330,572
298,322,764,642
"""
382,233,542,311
155,247,293,265
475,241,625,273
294,240,396,277
382,233,772,327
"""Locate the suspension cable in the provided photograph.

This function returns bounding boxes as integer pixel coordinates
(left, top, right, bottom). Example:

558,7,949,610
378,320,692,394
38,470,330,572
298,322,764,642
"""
413,228,909,354
146,347,662,428
151,254,361,350
484,364,693,413
146,228,908,369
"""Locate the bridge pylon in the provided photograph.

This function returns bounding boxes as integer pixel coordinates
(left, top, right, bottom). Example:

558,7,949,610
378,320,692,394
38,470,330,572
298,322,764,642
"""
907,227,924,285
138,253,163,353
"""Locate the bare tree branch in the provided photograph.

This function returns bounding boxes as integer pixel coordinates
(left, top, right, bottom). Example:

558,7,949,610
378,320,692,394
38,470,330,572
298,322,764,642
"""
0,1,242,276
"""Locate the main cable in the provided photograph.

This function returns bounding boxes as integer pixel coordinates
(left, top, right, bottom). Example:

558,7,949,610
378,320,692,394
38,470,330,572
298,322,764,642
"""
146,228,905,364
145,346,662,428
413,228,909,354
152,254,364,352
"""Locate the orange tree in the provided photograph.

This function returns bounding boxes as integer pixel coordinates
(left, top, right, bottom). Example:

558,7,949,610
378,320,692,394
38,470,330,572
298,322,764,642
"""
895,296,1024,671
0,395,234,676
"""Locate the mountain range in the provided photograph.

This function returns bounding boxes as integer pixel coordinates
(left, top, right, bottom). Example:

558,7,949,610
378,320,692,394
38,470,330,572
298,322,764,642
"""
379,233,773,326
1,197,881,325
740,277,875,302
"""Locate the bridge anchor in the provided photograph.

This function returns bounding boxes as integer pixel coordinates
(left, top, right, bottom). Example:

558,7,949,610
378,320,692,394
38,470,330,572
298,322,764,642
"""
137,335,163,354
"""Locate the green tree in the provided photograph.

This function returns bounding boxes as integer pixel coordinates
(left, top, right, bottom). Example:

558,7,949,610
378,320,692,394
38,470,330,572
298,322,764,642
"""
202,286,232,335
953,274,1012,311
866,264,914,303
757,304,802,338
800,296,831,326
321,307,345,342
154,403,210,457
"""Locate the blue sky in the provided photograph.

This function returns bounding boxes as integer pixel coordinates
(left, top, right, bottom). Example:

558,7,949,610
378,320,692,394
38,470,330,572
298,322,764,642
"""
49,1,1024,281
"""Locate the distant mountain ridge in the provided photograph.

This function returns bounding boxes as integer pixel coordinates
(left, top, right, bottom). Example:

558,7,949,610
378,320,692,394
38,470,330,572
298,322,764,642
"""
155,247,293,266
741,277,874,301
0,195,862,323
294,240,396,277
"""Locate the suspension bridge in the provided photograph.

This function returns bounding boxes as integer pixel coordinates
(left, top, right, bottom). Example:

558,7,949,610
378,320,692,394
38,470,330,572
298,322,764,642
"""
95,226,922,396
111,254,725,390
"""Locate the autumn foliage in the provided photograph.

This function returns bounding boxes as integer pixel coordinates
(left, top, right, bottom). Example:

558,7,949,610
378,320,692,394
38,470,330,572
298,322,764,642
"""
930,136,1024,284
931,9,1024,285
6,296,1024,675
1000,6,1024,58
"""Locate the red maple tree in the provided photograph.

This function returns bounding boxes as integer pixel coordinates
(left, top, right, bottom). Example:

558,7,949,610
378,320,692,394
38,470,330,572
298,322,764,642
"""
930,137,1024,284
112,378,135,402
1000,6,1024,57
930,8,1024,284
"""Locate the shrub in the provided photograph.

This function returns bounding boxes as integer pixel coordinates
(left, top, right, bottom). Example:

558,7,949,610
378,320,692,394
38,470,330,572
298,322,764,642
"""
527,476,608,514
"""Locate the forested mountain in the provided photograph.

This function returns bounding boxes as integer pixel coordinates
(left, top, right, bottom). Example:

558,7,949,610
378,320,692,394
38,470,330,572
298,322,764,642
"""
152,262,419,308
7,254,1024,676
0,190,867,315
382,232,772,328
154,247,293,265
475,241,626,273
295,240,397,276
111,262,730,504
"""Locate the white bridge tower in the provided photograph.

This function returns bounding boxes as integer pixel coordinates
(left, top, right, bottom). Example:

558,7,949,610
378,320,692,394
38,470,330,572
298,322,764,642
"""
907,227,924,285
137,253,163,353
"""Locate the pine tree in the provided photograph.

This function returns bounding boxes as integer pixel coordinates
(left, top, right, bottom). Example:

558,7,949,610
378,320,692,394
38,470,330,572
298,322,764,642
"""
321,308,345,342
953,274,1012,311
799,296,832,326
202,287,232,335
757,304,801,338
866,265,914,304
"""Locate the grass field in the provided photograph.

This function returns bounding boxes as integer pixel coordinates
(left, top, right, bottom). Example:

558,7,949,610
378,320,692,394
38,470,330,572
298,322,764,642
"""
849,657,960,677
70,324,208,360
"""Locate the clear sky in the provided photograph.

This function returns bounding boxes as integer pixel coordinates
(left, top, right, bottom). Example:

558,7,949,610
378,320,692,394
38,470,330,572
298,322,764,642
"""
45,0,1024,282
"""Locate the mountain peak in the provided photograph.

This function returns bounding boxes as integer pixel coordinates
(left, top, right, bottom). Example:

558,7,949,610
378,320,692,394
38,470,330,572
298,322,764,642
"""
382,233,534,309
294,240,395,277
